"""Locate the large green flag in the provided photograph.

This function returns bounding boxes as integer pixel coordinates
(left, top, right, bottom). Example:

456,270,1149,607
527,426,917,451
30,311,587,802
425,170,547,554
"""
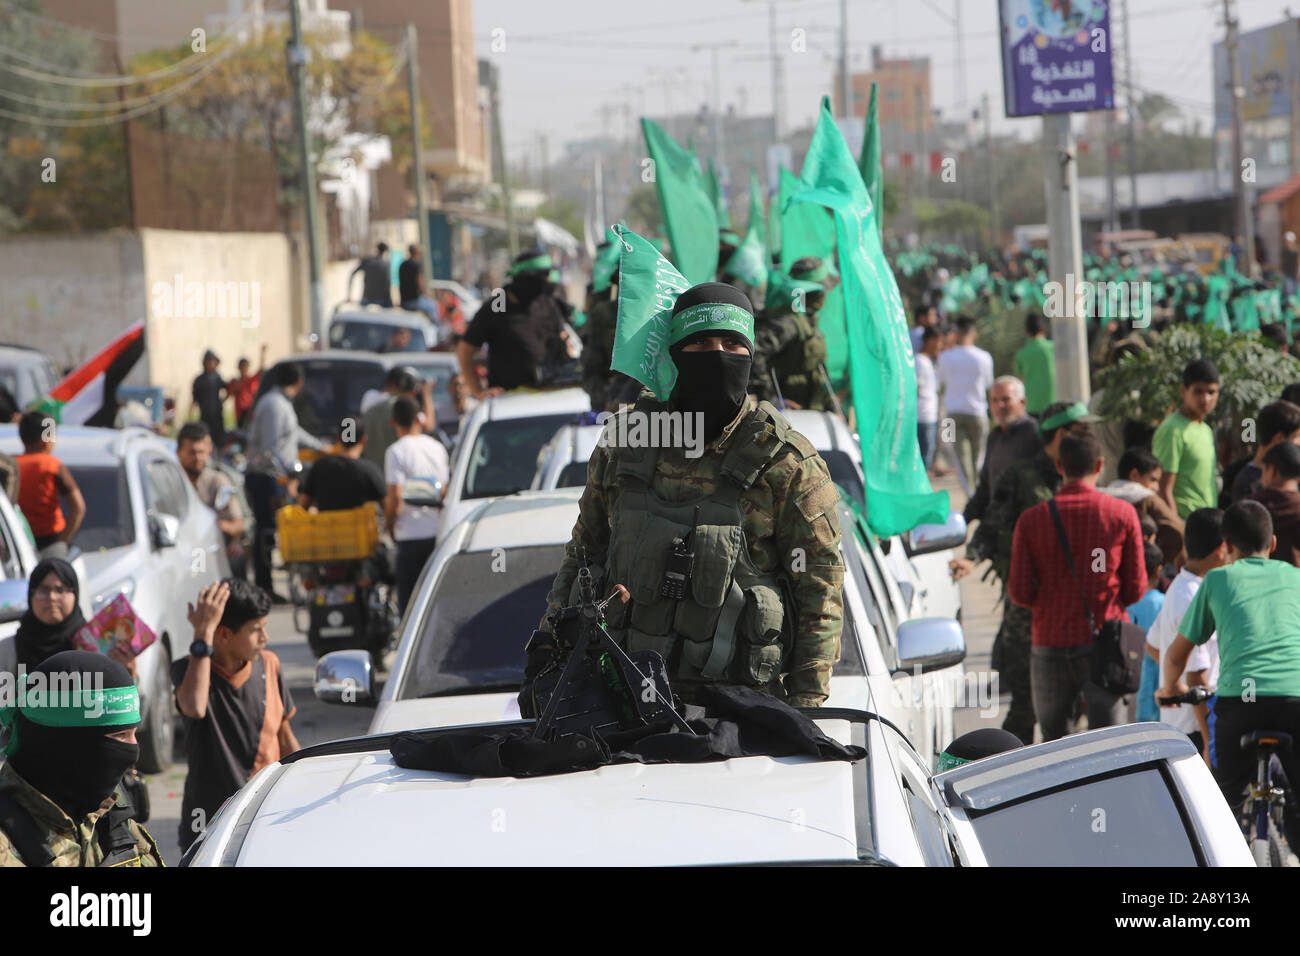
779,166,834,272
857,81,882,241
790,101,948,536
610,226,693,400
723,172,768,287
641,118,719,284
706,159,731,229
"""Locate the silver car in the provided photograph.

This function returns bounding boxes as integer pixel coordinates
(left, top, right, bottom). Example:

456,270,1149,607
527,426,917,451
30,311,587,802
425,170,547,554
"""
0,425,231,772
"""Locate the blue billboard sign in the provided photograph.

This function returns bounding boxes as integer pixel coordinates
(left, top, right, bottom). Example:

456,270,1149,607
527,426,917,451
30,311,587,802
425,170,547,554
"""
1000,0,1116,117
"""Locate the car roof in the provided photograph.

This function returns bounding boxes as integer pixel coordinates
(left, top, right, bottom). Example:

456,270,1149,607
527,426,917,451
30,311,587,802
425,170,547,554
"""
482,387,590,421
0,345,52,367
783,409,859,459
0,424,163,463
330,308,432,329
271,350,450,369
455,489,583,552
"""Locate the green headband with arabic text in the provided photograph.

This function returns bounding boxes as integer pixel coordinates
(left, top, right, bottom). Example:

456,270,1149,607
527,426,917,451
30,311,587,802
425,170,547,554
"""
668,302,755,350
0,679,140,755
509,253,553,276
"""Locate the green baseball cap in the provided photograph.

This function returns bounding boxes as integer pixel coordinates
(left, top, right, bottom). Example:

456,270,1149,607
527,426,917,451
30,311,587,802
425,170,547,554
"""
1039,401,1101,434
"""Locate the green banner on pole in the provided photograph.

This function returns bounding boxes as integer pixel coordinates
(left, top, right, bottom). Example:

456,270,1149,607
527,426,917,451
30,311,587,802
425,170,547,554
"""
641,118,719,284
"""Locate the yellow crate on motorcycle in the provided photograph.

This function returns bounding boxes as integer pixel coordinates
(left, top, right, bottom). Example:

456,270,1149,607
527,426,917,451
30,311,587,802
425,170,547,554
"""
276,504,379,563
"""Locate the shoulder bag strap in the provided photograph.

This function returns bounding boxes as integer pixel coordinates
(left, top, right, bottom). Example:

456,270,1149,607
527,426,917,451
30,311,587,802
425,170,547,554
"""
1047,498,1097,635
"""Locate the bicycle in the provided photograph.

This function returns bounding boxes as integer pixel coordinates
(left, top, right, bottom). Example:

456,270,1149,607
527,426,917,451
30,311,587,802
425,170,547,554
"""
1160,686,1293,867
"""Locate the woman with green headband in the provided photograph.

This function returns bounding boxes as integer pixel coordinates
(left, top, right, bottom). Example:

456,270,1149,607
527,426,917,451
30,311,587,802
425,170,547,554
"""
0,650,163,866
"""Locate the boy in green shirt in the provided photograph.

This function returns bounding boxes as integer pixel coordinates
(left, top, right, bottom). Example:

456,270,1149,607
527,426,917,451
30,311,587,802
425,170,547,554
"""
1013,313,1056,417
1153,358,1220,521
1161,500,1300,851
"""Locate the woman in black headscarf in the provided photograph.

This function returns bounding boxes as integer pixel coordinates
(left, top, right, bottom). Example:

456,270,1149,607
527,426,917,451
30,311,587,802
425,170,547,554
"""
14,558,86,674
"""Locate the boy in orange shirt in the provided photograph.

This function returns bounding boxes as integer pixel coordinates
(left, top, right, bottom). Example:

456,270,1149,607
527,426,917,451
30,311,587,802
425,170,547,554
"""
16,411,85,559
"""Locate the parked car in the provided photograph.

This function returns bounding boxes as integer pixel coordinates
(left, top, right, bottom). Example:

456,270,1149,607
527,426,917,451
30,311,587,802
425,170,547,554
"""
427,279,483,327
0,426,231,772
313,484,965,765
180,712,1251,866
327,305,439,353
0,345,60,413
440,388,591,535
256,351,460,447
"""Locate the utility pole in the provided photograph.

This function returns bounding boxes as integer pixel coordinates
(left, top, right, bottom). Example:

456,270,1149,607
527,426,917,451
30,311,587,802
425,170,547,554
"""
954,0,965,115
770,0,780,141
691,42,738,170
594,155,606,234
540,133,551,195
287,0,324,343
1044,113,1089,403
840,0,851,118
488,60,517,256
405,24,432,284
1105,107,1118,232
1121,0,1140,229
984,92,999,248
1224,0,1256,271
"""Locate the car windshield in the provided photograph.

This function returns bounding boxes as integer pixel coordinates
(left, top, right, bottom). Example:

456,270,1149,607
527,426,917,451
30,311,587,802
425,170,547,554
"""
463,414,581,499
399,542,866,699
292,360,386,437
68,465,133,552
819,449,863,511
556,460,589,488
968,768,1198,866
400,544,565,697
329,320,427,352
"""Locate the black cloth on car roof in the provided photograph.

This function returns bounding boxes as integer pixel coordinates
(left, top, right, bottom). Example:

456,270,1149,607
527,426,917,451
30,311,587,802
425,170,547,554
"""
389,684,864,778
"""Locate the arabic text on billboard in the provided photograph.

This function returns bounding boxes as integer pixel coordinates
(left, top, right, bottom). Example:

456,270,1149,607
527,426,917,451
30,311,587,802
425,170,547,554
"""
1001,0,1115,117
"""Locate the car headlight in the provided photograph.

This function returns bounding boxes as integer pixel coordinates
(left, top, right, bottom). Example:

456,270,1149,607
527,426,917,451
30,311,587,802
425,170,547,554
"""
92,578,136,612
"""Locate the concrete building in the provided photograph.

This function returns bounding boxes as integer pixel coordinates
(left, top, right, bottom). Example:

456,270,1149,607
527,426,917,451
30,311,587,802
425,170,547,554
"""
834,46,933,145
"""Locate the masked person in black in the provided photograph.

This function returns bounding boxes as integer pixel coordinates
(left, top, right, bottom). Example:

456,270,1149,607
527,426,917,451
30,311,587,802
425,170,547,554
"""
526,281,845,713
0,650,164,866
751,257,834,411
457,249,573,398
14,558,85,675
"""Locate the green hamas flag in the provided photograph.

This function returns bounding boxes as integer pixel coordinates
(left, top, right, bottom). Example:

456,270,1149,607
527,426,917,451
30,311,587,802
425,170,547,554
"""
724,172,768,287
707,159,731,229
858,81,882,241
610,226,693,400
593,226,623,293
641,118,719,284
791,100,948,536
779,166,834,271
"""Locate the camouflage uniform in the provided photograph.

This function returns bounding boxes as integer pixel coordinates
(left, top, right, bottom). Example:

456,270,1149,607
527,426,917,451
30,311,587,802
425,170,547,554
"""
541,393,845,706
751,307,831,410
965,450,1061,745
0,763,164,867
580,296,619,410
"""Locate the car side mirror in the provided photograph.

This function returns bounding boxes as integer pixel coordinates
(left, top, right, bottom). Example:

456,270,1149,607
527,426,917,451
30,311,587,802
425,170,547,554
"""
402,477,445,507
895,617,966,675
906,511,968,555
0,578,27,625
148,511,180,550
315,650,376,705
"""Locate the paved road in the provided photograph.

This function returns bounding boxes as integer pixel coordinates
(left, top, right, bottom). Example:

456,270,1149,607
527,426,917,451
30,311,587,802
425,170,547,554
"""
143,594,379,866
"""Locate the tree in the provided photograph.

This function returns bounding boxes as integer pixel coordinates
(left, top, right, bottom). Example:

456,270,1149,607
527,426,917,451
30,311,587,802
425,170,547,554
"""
1137,93,1180,135
1095,325,1300,438
128,27,414,231
622,184,661,236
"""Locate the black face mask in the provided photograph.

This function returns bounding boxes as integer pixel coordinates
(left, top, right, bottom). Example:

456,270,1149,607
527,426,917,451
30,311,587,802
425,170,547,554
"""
511,274,549,303
670,349,752,444
10,718,140,819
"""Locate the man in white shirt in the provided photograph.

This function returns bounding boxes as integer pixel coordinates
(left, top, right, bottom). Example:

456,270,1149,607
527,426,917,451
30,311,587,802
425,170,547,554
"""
915,326,941,472
935,316,994,495
384,395,451,614
1145,507,1226,765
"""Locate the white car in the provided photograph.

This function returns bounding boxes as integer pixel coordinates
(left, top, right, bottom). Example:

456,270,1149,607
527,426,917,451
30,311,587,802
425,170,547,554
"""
0,426,231,772
181,714,1251,866
531,409,965,622
441,387,591,535
327,305,441,352
318,486,965,765
427,279,483,323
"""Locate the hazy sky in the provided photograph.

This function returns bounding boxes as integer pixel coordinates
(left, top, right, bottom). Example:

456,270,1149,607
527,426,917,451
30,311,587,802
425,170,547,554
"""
473,0,1299,166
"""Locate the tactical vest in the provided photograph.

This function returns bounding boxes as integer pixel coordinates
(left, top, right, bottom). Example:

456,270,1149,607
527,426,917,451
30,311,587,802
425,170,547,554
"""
771,311,828,407
0,781,146,867
591,398,801,690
